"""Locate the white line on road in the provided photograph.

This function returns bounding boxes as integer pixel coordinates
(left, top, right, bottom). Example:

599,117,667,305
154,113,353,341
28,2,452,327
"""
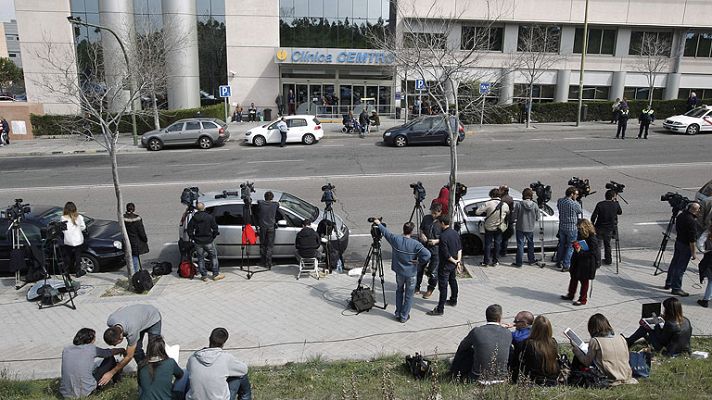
573,149,624,153
633,222,665,226
680,187,700,190
320,144,345,147
562,137,587,140
246,159,303,164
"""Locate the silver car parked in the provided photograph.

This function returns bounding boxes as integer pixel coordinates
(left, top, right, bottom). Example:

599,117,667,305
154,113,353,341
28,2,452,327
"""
141,118,230,151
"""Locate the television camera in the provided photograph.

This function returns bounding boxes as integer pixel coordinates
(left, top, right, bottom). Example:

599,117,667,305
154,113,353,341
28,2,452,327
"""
410,182,426,204
367,217,385,242
568,177,595,201
44,220,68,242
240,181,256,204
660,192,691,214
454,182,468,203
530,181,552,207
321,183,336,211
180,187,200,209
3,199,31,222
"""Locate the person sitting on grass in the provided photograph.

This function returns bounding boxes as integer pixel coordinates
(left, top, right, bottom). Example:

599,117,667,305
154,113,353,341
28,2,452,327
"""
510,315,560,386
186,327,252,400
505,310,534,345
571,313,637,386
137,336,183,400
60,328,125,399
626,297,692,356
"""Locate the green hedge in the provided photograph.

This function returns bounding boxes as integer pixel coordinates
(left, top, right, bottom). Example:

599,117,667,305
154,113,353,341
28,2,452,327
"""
30,104,226,136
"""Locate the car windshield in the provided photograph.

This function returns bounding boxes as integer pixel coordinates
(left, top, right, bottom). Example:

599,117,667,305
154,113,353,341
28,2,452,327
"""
279,193,319,221
685,108,710,118
37,207,94,226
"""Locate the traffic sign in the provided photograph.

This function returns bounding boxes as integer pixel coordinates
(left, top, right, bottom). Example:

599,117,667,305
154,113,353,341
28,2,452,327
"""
395,91,402,101
479,82,491,95
219,85,232,97
415,79,426,91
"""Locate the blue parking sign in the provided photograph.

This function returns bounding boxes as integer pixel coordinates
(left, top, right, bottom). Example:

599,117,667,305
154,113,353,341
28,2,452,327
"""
415,79,426,91
219,85,232,97
479,82,491,95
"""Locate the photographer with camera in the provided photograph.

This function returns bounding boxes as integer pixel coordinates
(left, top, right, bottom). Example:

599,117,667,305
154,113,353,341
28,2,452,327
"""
664,202,701,296
371,218,430,323
591,189,622,266
61,202,87,278
257,191,280,269
556,187,583,271
187,202,223,282
427,216,462,316
417,203,442,299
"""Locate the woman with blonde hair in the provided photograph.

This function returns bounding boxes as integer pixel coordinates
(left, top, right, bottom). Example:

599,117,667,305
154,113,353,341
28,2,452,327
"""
61,201,87,277
510,315,560,385
560,219,600,305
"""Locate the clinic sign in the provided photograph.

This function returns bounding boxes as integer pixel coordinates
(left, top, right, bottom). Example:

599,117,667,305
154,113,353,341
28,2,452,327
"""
275,48,395,65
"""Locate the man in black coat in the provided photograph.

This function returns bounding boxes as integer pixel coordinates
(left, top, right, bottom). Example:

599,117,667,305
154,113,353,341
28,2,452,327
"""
665,202,701,296
187,202,222,281
257,191,279,269
123,203,149,273
295,219,321,260
591,190,622,265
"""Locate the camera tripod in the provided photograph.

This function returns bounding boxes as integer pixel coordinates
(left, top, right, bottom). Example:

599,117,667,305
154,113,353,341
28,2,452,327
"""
240,202,267,280
536,205,547,268
453,199,470,234
408,199,425,229
356,235,387,310
36,238,78,310
322,205,344,274
613,226,621,274
8,218,32,290
653,209,680,276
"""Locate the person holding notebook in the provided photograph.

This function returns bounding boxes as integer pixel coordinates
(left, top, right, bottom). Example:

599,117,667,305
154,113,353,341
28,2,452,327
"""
626,297,692,356
560,219,601,306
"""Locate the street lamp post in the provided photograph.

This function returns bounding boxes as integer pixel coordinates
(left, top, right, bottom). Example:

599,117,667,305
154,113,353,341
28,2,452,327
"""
67,16,139,146
576,0,590,127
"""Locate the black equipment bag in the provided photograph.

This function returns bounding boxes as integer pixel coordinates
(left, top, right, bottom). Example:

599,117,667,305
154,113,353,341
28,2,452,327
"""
349,286,375,312
405,353,432,380
151,261,172,276
132,269,154,293
37,284,62,305
9,248,26,273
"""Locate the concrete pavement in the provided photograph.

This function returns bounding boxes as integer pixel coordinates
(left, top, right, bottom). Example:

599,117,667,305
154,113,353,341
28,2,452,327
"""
0,119,619,157
0,246,709,380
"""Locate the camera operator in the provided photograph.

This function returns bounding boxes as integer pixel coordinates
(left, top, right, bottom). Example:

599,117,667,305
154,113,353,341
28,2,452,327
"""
591,190,622,266
372,218,430,323
556,187,583,272
62,202,87,278
187,202,223,282
257,191,280,269
664,202,701,297
498,185,515,258
417,203,443,299
427,216,462,316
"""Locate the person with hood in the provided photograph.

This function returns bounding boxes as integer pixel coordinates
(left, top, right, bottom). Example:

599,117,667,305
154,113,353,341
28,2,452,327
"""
186,328,251,400
187,202,223,282
512,188,540,267
124,203,149,273
431,185,450,216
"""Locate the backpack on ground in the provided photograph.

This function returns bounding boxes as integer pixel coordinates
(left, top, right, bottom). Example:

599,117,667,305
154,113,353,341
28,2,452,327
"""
132,269,154,293
349,286,375,312
405,353,432,380
179,259,197,279
151,261,172,276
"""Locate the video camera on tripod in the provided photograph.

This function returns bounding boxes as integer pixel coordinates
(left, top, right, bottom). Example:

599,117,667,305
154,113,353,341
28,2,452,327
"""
653,192,693,274
530,181,552,207
321,183,336,211
454,182,468,203
44,220,68,242
367,217,385,242
568,177,595,201
661,192,690,213
3,199,31,221
180,187,200,209
240,181,256,204
410,182,426,204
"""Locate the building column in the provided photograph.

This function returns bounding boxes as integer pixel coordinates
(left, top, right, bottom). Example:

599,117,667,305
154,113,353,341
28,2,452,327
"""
99,0,136,112
162,0,200,109
665,73,681,100
498,69,514,105
610,71,626,101
555,69,571,102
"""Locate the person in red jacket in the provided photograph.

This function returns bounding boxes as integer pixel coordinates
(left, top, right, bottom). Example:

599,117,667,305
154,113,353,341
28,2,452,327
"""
431,185,450,216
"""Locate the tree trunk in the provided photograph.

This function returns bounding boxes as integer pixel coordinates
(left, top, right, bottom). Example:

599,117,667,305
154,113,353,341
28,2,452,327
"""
152,93,160,130
648,81,654,108
109,141,134,279
447,112,457,222
526,84,533,129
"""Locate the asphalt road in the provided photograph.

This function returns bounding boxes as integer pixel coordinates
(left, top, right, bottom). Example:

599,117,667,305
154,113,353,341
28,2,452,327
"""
1,126,710,268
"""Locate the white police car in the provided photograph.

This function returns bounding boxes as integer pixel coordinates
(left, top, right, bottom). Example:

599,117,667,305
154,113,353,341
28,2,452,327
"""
662,106,712,135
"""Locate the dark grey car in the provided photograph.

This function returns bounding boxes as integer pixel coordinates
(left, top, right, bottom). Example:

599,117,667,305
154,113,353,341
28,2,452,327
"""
141,118,230,151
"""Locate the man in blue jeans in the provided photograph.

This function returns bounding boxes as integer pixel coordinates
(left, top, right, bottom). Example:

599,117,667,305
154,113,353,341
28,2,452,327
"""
665,202,701,296
556,187,582,271
427,216,463,316
374,219,430,323
187,202,224,281
512,188,540,267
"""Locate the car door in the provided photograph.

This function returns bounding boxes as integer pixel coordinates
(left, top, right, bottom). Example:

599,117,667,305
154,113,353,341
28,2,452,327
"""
407,118,433,143
428,116,450,144
163,122,185,145
540,203,558,246
702,110,712,132
273,208,303,256
265,121,281,144
183,121,202,144
207,204,245,258
286,118,308,142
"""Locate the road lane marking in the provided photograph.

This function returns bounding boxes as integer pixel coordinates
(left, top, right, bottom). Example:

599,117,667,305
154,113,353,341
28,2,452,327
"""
633,222,666,226
573,149,624,153
246,159,303,164
562,137,587,140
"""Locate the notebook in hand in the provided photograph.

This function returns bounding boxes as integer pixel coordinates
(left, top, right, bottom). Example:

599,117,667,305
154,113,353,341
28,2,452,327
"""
564,328,588,354
577,240,589,251
641,303,664,329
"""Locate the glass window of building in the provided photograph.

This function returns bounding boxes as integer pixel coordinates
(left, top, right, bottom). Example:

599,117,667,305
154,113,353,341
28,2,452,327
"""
623,87,663,101
678,88,712,101
461,26,503,51
197,0,227,97
404,32,446,49
568,85,610,100
629,31,672,56
514,84,556,102
573,28,616,55
517,25,561,53
684,31,712,58
280,0,391,48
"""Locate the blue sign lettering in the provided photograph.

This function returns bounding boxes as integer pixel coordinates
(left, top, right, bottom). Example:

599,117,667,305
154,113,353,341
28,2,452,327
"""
285,49,394,65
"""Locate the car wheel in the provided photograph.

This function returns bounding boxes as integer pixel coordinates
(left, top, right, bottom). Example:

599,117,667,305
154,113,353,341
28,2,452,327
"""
394,135,407,147
147,138,163,151
686,124,699,135
302,133,316,145
80,254,100,273
461,234,483,255
198,136,213,149
253,135,266,147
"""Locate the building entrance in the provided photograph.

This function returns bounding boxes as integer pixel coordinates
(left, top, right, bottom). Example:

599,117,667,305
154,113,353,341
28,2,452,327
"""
281,81,393,118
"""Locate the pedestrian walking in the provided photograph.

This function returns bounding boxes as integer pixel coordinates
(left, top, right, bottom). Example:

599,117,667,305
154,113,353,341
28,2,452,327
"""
277,116,288,147
0,116,8,146
287,89,296,115
124,203,149,274
637,104,654,139
358,109,369,138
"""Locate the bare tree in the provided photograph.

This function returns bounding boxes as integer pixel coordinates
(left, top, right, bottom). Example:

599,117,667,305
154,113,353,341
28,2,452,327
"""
632,32,672,107
516,25,564,128
371,0,517,229
32,38,148,279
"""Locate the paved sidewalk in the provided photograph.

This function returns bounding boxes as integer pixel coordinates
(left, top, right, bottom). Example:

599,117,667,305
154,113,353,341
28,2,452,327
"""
0,247,709,380
0,120,616,157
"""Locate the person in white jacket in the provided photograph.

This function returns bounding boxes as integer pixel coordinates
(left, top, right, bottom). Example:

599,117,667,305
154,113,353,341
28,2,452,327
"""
61,202,86,278
185,328,251,400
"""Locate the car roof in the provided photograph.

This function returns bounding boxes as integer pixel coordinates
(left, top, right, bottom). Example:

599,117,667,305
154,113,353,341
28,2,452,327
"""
199,188,286,206
174,118,223,123
461,186,523,202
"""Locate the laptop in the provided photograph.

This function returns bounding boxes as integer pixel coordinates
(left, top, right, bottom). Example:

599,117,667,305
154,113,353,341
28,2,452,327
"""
641,303,663,329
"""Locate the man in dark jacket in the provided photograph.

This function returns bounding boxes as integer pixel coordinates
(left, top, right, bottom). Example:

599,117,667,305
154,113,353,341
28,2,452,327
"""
295,219,321,260
665,202,701,296
187,202,222,281
637,105,654,139
123,203,149,273
591,190,622,265
257,191,279,269
358,109,369,137
498,185,515,257
427,216,462,316
615,107,629,139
